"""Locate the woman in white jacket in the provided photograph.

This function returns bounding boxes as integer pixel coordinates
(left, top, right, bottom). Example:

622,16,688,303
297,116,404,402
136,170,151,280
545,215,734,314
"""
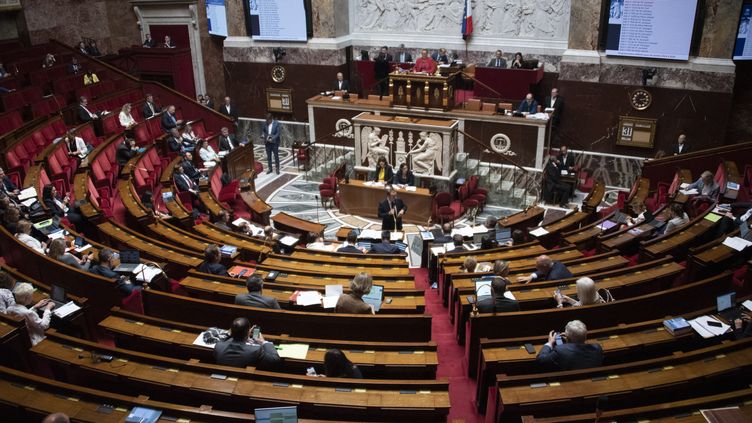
8,282,54,346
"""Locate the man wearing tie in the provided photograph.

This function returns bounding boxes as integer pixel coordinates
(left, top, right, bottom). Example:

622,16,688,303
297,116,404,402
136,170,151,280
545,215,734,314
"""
544,88,564,130
218,96,238,121
334,72,349,92
218,127,237,152
431,48,449,64
672,134,690,155
160,105,182,132
262,113,281,174
487,50,507,68
142,94,160,119
77,96,99,123
396,44,412,63
378,188,407,231
374,46,392,96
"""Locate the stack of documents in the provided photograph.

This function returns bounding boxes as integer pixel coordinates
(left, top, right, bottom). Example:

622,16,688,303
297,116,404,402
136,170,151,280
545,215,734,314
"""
688,315,730,338
322,285,343,309
722,236,752,251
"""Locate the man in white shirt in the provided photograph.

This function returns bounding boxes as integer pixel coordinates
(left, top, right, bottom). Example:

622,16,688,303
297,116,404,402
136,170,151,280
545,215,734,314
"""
77,96,99,123
673,134,690,155
334,72,349,92
544,88,564,130
219,96,238,121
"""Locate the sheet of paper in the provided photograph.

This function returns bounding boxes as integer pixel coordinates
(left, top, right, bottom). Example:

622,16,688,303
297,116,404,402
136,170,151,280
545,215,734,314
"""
529,227,549,237
74,244,92,253
192,332,215,348
679,189,699,195
704,213,722,223
689,315,730,338
390,232,404,241
504,291,516,301
279,235,298,246
722,236,752,252
132,263,163,283
471,225,489,234
679,183,690,189
358,229,381,239
21,198,37,207
322,295,339,309
18,187,37,201
405,185,417,192
53,301,81,318
430,246,446,256
451,226,474,238
325,285,343,297
47,230,66,240
743,299,752,311
464,243,479,251
296,291,322,306
276,343,310,359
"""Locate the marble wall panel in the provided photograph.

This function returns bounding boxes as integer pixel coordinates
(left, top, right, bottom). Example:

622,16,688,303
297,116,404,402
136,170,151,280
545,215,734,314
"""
225,0,247,37
566,0,602,50
698,0,744,59
224,46,347,66
312,0,336,38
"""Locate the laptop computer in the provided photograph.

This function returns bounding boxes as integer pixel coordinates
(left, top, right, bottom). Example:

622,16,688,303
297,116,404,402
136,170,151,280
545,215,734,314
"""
613,212,628,224
717,292,741,322
475,279,493,298
49,284,67,308
254,406,298,423
496,227,512,244
363,284,384,312
113,249,140,273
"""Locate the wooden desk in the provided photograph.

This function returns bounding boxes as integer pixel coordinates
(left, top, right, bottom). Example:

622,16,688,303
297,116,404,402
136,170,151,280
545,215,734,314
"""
473,66,544,100
272,212,325,241
338,179,433,225
239,170,272,225
498,206,545,231
389,71,458,110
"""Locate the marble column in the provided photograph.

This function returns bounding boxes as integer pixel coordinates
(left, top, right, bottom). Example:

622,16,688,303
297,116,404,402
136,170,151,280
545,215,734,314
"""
566,0,602,51
225,0,246,37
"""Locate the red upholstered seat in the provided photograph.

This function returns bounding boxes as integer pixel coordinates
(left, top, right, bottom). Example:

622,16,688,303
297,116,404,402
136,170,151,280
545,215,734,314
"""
434,191,456,224
576,169,594,193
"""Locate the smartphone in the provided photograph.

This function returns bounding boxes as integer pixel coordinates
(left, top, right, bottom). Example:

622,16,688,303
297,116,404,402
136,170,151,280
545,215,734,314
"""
524,343,536,354
74,237,84,247
555,333,564,346
252,326,261,340
706,320,723,328
238,269,248,278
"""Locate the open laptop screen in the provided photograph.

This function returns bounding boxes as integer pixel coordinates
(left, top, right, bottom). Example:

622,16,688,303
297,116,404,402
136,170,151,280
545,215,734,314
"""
254,406,298,423
362,284,384,312
717,292,736,312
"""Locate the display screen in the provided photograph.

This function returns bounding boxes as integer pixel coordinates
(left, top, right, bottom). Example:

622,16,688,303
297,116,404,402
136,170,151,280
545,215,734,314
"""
206,0,228,37
605,0,699,60
733,3,752,60
246,0,307,41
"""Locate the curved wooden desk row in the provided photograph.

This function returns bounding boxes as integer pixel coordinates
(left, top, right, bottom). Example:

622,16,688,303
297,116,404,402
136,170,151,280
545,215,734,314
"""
489,338,752,422
100,308,438,380
464,271,734,379
33,331,449,422
142,289,432,343
639,203,720,262
476,295,752,413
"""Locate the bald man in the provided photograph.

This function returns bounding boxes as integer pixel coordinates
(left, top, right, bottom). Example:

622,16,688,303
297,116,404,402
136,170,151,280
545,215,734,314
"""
43,413,70,423
517,255,572,284
334,72,349,92
517,93,538,114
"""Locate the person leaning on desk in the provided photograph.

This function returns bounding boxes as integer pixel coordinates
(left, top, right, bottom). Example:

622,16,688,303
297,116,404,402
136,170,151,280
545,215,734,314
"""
371,156,394,184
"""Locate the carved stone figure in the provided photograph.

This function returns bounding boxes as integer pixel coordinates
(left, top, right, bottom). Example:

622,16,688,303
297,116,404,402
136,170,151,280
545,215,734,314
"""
410,131,442,174
365,127,390,166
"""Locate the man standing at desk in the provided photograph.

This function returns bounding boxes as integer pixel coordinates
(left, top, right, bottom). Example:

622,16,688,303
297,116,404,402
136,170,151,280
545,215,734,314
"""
414,49,437,74
374,46,392,96
378,188,407,231
262,113,281,174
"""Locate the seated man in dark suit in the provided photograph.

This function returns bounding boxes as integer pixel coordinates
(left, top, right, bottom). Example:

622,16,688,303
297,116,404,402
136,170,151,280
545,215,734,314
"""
167,128,183,153
477,277,520,313
369,230,401,254
334,72,349,92
337,230,364,254
89,248,140,295
160,105,182,132
181,152,202,181
536,320,603,371
450,234,468,252
0,167,19,199
218,127,237,152
433,223,453,243
115,138,137,166
517,254,572,283
234,275,281,309
173,164,198,195
672,133,689,155
214,317,281,369
517,93,538,114
480,216,498,250
77,96,100,123
197,244,229,276
142,94,160,119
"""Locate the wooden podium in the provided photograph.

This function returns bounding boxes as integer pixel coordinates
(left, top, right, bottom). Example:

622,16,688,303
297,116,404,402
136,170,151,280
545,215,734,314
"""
389,72,457,111
221,144,254,180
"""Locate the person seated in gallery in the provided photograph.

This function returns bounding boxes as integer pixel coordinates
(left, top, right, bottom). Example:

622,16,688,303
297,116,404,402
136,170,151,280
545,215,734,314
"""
335,272,375,314
218,126,238,152
487,50,507,68
476,276,520,313
369,230,401,254
553,277,606,308
434,223,453,243
517,93,538,114
198,244,229,276
685,170,720,200
510,52,524,69
672,133,690,155
321,349,363,378
623,201,653,228
336,230,365,254
393,163,415,186
450,234,468,252
395,43,412,63
371,156,394,184
431,48,449,64
661,203,689,236
480,216,498,250
413,49,437,74
213,317,281,369
334,72,349,92
536,320,603,371
517,254,572,284
234,275,281,309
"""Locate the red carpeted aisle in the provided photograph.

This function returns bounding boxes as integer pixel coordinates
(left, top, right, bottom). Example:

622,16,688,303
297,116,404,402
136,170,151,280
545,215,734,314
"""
411,268,481,423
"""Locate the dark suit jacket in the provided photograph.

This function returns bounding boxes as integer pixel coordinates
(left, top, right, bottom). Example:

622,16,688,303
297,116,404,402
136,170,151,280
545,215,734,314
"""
181,160,201,180
544,96,564,126
219,135,237,152
336,245,363,254
538,261,573,281
672,143,690,155
116,145,135,165
536,342,604,371
142,101,159,119
234,292,281,309
219,104,238,120
369,242,401,254
374,53,393,78
371,165,394,184
393,171,414,186
167,136,182,152
476,296,520,313
89,264,119,279
262,120,280,146
431,53,449,64
77,105,95,123
517,99,538,114
173,174,196,192
544,161,561,187
378,198,407,231
143,39,156,48
487,57,507,68
214,339,281,369
161,112,178,132
1,176,17,193
396,52,412,63
43,197,66,218
334,80,350,91
197,261,228,276
558,152,575,171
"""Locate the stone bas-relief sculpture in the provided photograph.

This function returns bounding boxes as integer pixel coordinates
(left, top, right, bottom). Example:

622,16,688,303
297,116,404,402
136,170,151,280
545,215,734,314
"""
408,131,443,174
363,127,391,167
355,0,570,40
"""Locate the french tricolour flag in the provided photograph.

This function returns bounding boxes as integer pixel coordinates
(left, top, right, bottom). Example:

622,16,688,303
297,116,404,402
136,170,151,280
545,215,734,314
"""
462,0,473,40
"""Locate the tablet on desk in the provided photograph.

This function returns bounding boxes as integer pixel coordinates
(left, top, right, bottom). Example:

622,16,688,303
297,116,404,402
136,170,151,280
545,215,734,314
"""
363,284,384,312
